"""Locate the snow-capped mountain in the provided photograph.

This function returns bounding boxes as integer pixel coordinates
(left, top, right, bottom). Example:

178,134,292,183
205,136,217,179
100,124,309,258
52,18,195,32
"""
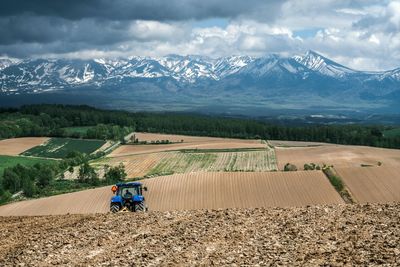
0,51,399,114
0,58,20,71
293,50,356,78
213,55,254,78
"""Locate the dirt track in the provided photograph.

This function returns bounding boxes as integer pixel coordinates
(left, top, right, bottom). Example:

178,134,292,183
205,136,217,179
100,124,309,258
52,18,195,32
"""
0,171,343,216
0,204,399,266
336,166,400,203
0,137,49,156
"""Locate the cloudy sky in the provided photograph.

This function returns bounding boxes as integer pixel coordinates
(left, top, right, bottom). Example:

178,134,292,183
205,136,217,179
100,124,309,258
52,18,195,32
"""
0,0,399,71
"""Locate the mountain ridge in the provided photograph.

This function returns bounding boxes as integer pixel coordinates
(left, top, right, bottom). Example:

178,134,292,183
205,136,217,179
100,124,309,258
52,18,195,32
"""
0,51,399,115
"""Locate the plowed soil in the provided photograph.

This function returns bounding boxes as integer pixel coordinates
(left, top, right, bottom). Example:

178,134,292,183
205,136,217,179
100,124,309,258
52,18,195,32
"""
109,133,266,157
276,143,400,169
336,166,400,203
109,142,266,157
0,204,399,266
143,171,343,210
0,137,49,156
269,140,332,147
0,171,343,216
133,132,262,144
103,152,171,178
0,187,112,216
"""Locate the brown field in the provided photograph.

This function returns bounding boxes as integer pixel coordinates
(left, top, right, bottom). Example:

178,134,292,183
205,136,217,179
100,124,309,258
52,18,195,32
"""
133,132,262,144
269,140,332,147
0,187,112,216
109,142,266,157
0,171,343,216
103,152,171,178
143,172,344,211
336,166,400,203
0,137,49,156
276,143,400,170
0,204,398,266
102,149,277,178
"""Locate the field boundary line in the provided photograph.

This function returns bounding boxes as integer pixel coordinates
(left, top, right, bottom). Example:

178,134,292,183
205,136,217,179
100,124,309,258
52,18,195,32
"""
323,167,355,204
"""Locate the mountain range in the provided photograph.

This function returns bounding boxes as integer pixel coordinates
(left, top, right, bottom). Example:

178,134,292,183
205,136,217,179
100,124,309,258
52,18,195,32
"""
1,51,399,116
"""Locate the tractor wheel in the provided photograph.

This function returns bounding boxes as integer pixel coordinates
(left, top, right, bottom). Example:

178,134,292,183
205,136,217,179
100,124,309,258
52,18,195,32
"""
110,204,120,213
134,202,147,212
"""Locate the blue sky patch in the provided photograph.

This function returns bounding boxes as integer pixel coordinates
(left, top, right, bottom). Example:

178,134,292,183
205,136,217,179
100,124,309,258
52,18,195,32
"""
293,28,324,39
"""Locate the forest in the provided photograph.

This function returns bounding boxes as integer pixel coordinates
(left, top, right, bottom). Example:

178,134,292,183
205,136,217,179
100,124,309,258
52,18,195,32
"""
0,104,399,149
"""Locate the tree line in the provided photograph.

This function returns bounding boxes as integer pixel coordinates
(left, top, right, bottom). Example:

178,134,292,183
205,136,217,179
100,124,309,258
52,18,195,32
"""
0,104,399,149
0,160,127,204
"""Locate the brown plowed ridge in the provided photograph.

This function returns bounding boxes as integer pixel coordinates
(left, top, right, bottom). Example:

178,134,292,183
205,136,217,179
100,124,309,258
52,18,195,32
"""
336,166,400,203
0,171,343,216
276,143,400,169
0,187,112,216
1,204,399,266
105,152,170,177
0,137,49,156
143,171,344,211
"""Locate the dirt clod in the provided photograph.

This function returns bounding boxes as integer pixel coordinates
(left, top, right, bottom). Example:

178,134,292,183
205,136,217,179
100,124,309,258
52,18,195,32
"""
0,203,399,266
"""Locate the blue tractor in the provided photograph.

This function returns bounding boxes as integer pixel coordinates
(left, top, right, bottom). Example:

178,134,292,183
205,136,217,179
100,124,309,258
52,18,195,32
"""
110,182,148,212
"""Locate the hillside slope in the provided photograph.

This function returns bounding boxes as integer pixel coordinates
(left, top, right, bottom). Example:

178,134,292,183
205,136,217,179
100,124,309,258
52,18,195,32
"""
0,171,343,216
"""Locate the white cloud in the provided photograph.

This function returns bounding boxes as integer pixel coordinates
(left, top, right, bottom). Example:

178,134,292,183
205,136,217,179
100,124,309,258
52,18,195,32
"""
1,0,399,71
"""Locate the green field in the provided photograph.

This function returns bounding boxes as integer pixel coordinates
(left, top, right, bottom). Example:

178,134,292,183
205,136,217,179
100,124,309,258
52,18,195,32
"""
147,149,277,176
0,155,54,177
383,128,400,138
22,138,106,158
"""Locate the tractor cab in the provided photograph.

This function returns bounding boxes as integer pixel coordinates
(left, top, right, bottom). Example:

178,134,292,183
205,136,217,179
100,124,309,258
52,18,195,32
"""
110,182,148,212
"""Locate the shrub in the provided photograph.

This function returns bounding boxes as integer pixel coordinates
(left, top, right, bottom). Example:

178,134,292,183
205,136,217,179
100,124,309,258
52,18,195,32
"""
35,164,55,188
0,190,12,204
323,167,344,192
78,162,99,185
22,179,37,197
284,163,297,172
104,163,127,183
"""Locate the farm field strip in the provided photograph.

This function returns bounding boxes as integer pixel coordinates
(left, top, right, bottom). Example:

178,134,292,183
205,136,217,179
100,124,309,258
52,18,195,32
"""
275,143,400,170
336,166,400,203
142,171,344,211
22,138,106,158
133,132,262,144
0,137,49,156
147,149,277,175
101,152,172,178
148,152,217,175
269,140,332,147
0,186,112,216
108,141,267,157
0,171,344,216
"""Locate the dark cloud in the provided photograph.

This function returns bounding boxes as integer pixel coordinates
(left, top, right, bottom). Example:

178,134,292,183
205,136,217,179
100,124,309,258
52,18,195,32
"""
0,0,398,71
0,16,135,45
0,0,284,21
0,0,284,57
